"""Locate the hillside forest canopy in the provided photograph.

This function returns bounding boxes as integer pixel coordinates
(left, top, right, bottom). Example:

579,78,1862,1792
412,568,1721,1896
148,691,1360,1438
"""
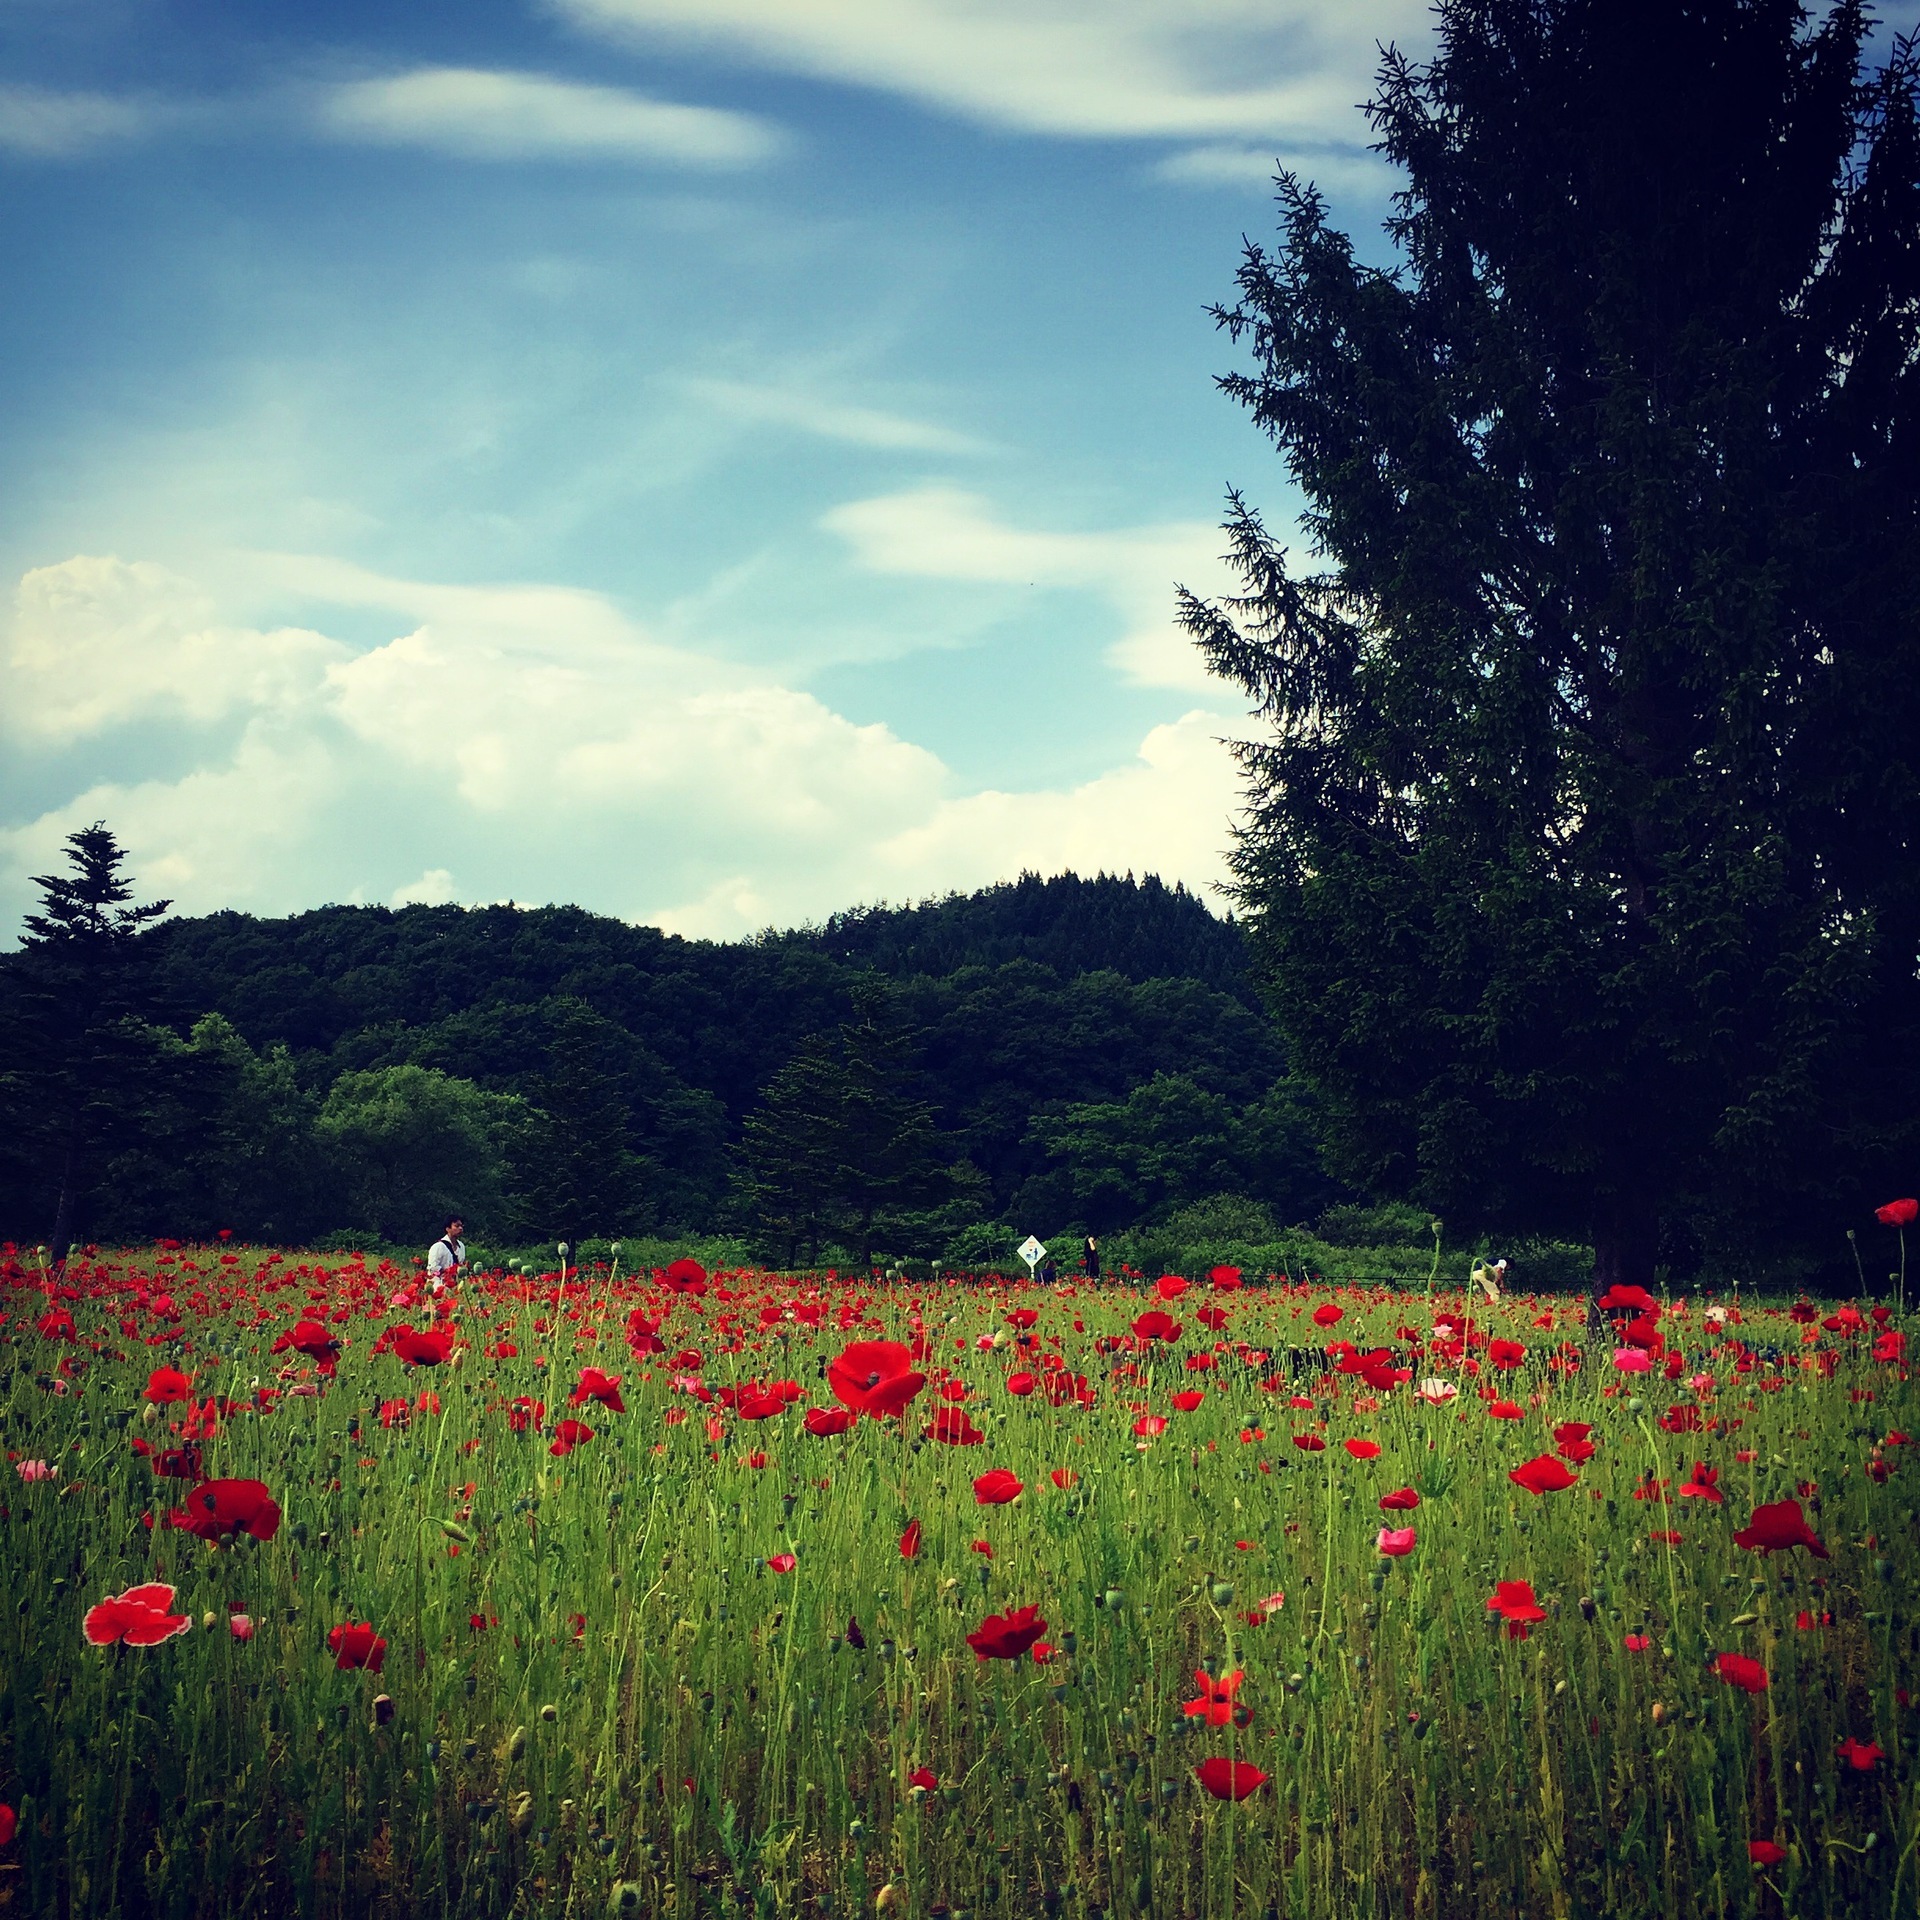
0,824,1902,1295
0,836,1358,1274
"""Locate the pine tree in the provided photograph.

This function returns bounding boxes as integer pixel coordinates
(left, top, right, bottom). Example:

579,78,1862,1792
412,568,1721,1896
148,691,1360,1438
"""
1181,0,1920,1289
737,1035,846,1267
1,825,173,1261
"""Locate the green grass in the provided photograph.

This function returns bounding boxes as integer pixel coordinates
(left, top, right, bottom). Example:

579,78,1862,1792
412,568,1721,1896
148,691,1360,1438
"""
0,1249,1912,1919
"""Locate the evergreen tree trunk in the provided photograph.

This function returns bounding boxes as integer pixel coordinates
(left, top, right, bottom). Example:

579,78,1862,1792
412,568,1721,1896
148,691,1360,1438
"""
48,1129,81,1268
1590,1190,1659,1326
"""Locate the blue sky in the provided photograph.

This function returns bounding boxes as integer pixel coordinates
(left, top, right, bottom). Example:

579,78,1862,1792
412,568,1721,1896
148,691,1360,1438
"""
0,0,1434,935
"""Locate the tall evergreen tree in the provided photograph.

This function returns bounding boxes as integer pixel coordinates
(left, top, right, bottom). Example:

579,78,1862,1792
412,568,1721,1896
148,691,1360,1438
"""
736,1035,846,1267
516,999,647,1245
1181,0,1920,1289
1,825,173,1262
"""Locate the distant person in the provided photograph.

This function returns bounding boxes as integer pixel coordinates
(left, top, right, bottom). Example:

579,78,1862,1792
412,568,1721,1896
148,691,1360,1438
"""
427,1216,466,1297
1082,1236,1100,1281
1040,1254,1057,1285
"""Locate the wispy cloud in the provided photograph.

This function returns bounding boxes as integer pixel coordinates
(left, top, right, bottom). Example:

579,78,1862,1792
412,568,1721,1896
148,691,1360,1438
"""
319,67,782,168
822,485,1235,693
556,0,1426,142
1152,141,1394,197
0,84,177,158
683,377,995,455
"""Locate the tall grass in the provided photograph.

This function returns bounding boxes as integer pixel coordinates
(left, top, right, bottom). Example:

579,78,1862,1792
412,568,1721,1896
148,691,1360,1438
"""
0,1249,1911,1918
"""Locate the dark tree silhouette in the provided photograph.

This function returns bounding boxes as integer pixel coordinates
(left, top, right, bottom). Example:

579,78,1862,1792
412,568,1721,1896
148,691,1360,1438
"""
1182,0,1920,1291
6,825,173,1261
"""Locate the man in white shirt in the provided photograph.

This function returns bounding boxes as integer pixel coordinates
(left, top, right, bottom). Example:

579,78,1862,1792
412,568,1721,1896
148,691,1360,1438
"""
427,1216,466,1296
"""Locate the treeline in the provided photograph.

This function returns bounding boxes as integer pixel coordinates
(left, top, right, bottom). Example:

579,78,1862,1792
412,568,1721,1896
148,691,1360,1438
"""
0,842,1344,1263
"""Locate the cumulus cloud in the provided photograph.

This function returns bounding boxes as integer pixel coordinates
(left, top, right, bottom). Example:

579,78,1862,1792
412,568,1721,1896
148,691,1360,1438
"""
319,67,781,168
7,555,345,739
556,0,1428,142
822,485,1232,693
683,377,995,455
0,84,178,158
0,547,1242,938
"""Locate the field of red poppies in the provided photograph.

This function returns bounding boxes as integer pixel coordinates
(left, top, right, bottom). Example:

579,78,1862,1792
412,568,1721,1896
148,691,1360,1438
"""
0,1242,1913,1919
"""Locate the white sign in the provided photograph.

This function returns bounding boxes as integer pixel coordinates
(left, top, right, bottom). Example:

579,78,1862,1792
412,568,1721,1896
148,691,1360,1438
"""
1018,1235,1046,1270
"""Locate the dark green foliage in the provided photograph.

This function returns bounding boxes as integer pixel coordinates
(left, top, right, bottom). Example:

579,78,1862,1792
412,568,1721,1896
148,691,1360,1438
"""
771,869,1251,991
1182,0,1920,1287
3,871,1332,1253
737,989,959,1265
0,824,177,1259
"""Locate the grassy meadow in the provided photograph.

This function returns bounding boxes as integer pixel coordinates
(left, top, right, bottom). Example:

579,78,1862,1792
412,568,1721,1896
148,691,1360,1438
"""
0,1244,1912,1920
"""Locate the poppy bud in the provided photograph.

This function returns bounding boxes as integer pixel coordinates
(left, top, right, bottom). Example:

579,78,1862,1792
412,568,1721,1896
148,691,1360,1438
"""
541,1703,558,1722
373,1694,395,1725
876,1886,900,1911
202,1611,216,1631
1651,1702,1666,1725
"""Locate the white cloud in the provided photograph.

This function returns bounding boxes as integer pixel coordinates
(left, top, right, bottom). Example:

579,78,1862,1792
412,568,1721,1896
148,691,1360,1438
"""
0,545,1242,939
7,555,345,739
390,867,458,907
319,67,782,167
1152,141,1394,197
822,484,1232,693
683,377,994,455
0,84,175,158
557,0,1428,142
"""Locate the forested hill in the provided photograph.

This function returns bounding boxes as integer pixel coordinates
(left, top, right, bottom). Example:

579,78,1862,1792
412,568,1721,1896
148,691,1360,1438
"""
768,872,1248,989
7,870,1337,1255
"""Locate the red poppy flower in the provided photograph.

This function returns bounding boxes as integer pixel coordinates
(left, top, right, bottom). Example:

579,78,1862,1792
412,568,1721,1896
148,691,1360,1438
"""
328,1622,387,1672
803,1406,856,1437
1623,1634,1651,1651
0,1804,14,1847
271,1318,341,1370
1678,1463,1723,1504
1343,1438,1381,1460
1714,1652,1768,1693
1131,1310,1181,1343
1049,1468,1079,1490
166,1477,282,1542
899,1519,922,1559
548,1418,594,1456
927,1407,985,1445
908,1766,938,1791
827,1340,928,1419
144,1366,194,1404
1732,1497,1828,1559
1509,1455,1578,1495
570,1367,625,1413
1487,1339,1526,1369
390,1326,452,1367
1171,1390,1206,1412
973,1468,1024,1505
1194,1758,1268,1801
1004,1308,1039,1329
1194,1306,1229,1330
1004,1371,1036,1396
1875,1198,1918,1228
971,1539,993,1558
84,1582,191,1648
1553,1422,1596,1463
1182,1668,1246,1726
1487,1580,1547,1638
966,1604,1047,1661
1748,1840,1786,1866
1836,1736,1883,1771
1311,1303,1344,1327
767,1553,797,1574
1208,1265,1242,1290
1155,1275,1189,1301
1292,1433,1326,1452
1488,1400,1525,1420
664,1257,708,1294
1377,1527,1417,1556
1596,1284,1657,1312
1132,1415,1169,1439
